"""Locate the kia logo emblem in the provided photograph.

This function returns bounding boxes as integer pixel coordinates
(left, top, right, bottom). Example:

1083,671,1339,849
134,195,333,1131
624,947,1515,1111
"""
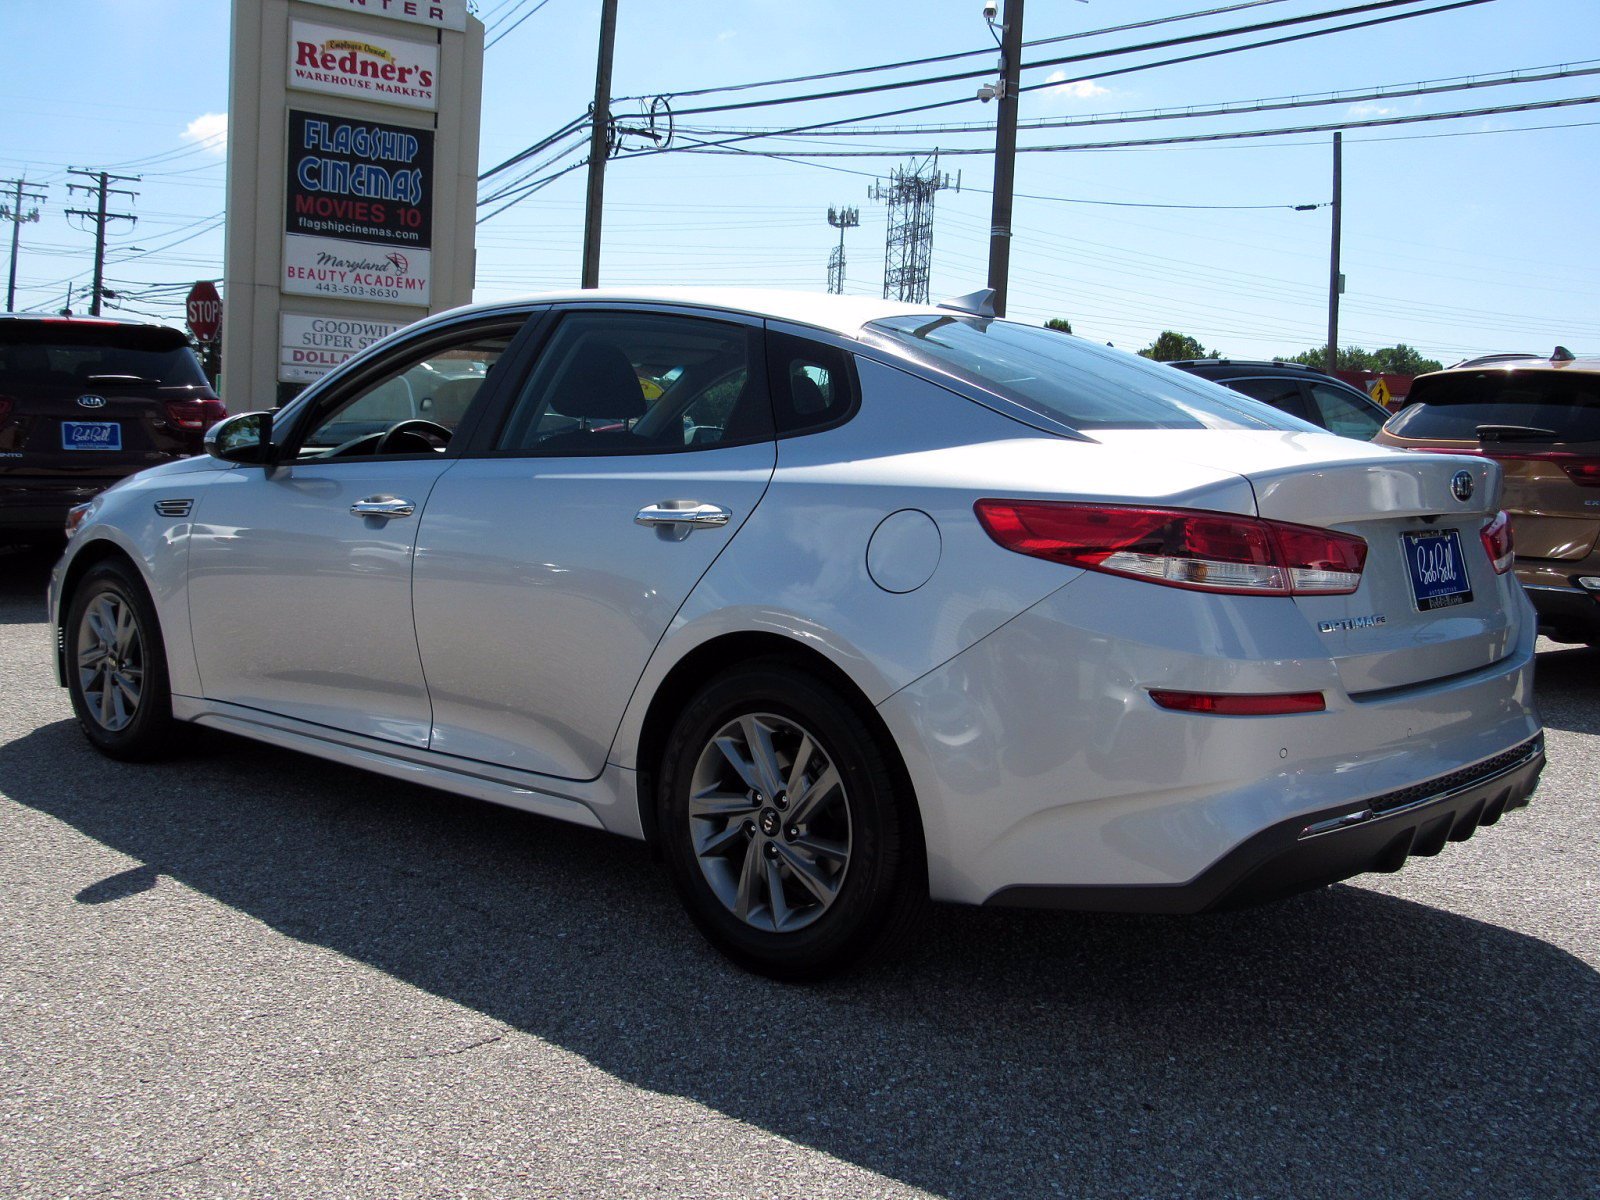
76,395,107,409
1451,470,1474,502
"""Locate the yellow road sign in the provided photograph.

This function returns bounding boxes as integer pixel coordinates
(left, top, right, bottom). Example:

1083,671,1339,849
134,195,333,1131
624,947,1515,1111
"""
1369,377,1392,407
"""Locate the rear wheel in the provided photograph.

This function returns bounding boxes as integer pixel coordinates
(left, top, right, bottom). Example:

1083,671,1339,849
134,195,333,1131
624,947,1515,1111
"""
657,662,925,980
65,560,179,761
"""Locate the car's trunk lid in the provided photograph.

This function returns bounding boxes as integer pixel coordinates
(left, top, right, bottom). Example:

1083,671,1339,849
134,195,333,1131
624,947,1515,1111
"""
1092,429,1517,694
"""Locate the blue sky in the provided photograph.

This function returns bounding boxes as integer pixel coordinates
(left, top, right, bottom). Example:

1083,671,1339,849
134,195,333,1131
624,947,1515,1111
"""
2,0,1597,363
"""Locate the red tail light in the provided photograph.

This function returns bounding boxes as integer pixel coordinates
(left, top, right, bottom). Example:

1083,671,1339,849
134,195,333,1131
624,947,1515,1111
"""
1480,510,1514,574
973,500,1367,596
1149,689,1325,716
0,396,13,423
164,398,228,431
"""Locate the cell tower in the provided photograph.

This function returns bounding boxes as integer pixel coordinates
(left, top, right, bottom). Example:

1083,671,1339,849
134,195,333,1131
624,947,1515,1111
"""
825,205,859,295
868,155,957,304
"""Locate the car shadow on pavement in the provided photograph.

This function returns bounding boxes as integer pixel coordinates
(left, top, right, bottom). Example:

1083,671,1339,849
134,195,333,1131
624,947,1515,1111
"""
4,717,1596,1200
1535,641,1600,735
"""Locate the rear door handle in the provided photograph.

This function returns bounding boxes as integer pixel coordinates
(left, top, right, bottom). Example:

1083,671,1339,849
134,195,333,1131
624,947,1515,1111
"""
635,501,732,538
350,495,416,520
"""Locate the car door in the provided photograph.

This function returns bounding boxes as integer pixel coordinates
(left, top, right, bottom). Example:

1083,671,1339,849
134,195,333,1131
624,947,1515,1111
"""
186,313,535,745
412,305,777,779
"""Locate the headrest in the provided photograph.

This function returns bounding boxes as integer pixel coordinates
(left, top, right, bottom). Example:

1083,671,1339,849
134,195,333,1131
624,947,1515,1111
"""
546,339,645,421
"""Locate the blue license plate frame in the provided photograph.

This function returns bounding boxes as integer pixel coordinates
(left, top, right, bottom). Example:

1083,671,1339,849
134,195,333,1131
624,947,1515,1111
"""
61,421,122,451
1402,528,1473,612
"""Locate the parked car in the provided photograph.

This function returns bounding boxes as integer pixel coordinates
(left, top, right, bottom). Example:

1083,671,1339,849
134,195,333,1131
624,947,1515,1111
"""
50,290,1543,978
1376,351,1600,644
1168,358,1391,440
0,315,223,542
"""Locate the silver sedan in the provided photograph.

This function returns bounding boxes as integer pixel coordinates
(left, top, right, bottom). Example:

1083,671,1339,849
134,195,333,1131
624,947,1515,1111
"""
49,289,1544,978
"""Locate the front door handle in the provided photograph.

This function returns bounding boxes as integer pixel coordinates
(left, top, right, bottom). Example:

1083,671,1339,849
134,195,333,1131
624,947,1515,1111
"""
350,495,417,520
635,501,732,538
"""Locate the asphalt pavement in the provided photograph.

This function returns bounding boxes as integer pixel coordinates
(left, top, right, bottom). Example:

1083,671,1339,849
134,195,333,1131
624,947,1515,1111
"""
1,541,1596,1200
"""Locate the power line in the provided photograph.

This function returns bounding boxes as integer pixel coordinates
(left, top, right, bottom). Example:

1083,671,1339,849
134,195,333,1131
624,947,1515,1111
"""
617,0,1498,165
486,0,557,50
680,59,1600,139
663,0,1490,118
674,93,1600,157
615,0,1300,103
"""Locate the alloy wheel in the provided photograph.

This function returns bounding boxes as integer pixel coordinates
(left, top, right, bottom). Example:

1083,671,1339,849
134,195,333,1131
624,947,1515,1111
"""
76,592,144,732
687,712,853,933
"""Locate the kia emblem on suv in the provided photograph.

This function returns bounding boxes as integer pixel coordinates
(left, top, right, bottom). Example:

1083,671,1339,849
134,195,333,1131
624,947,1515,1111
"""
76,395,107,409
1451,470,1474,502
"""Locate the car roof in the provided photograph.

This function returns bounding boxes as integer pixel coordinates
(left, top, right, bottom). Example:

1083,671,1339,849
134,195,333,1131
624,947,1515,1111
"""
1420,357,1600,380
447,288,955,338
0,313,175,332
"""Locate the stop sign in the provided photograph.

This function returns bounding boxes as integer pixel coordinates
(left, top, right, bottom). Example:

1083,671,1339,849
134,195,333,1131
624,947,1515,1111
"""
185,281,222,342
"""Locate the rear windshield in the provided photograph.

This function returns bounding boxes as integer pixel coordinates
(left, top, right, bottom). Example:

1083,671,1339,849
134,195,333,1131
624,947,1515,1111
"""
1389,370,1600,443
0,323,209,390
866,315,1314,433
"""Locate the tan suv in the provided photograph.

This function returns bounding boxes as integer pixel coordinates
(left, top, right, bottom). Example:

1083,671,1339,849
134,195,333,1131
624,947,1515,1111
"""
1375,351,1600,644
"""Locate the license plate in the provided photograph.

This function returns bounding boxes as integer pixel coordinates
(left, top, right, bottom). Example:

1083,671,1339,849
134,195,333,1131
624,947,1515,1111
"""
61,421,121,451
1402,529,1472,611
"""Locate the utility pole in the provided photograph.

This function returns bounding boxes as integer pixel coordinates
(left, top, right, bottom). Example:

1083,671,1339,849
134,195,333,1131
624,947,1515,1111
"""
65,169,139,317
826,205,859,295
985,0,1025,317
580,0,619,289
1,178,47,312
1325,132,1342,375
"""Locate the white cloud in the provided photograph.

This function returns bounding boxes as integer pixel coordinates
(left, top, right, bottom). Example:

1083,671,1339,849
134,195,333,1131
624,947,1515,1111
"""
1045,71,1108,100
1349,103,1397,118
181,112,228,157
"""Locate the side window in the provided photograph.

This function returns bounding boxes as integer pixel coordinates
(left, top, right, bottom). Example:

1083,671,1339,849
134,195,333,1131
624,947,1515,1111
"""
1227,377,1309,421
1308,382,1385,440
766,331,858,436
494,312,770,454
299,329,515,459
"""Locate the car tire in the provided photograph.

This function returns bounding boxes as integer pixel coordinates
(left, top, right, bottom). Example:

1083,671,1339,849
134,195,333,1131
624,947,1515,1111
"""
64,559,180,761
656,660,926,981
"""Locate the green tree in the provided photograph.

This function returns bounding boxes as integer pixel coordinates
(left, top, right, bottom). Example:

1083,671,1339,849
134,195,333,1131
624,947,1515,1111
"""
1284,344,1441,374
1044,317,1073,334
1139,331,1215,362
1371,343,1443,375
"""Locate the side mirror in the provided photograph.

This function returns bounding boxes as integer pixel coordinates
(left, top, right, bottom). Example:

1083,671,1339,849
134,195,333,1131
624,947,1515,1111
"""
205,411,276,464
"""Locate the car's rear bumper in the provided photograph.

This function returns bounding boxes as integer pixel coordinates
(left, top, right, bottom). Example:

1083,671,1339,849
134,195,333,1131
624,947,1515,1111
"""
878,571,1542,906
1522,580,1600,643
986,734,1543,913
0,476,122,531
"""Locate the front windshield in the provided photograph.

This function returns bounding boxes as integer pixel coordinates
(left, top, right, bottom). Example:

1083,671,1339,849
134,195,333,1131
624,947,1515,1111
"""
867,315,1317,434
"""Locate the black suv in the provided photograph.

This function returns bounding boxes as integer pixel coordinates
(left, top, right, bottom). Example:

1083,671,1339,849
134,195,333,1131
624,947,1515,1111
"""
0,315,223,541
1167,358,1390,440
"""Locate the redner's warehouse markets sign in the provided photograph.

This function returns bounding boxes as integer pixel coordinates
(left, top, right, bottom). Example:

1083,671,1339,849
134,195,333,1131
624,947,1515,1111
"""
289,20,439,111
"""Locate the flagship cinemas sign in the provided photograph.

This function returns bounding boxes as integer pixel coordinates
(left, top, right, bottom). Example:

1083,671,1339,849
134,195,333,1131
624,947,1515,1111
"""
289,20,439,111
286,111,433,248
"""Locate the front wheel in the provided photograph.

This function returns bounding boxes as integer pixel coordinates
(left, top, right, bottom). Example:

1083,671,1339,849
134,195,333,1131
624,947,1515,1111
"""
657,662,926,980
64,559,179,761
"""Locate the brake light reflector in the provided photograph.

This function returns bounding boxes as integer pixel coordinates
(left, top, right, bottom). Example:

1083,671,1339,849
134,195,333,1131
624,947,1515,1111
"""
1480,510,1513,574
164,398,228,430
1558,458,1600,488
973,500,1367,595
1149,689,1326,715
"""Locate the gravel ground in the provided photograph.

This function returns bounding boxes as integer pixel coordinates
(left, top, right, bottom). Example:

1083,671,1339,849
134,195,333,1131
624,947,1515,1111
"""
1,542,1596,1200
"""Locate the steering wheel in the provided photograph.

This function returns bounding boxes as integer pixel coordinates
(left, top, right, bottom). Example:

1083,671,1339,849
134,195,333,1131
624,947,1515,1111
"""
374,419,452,455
